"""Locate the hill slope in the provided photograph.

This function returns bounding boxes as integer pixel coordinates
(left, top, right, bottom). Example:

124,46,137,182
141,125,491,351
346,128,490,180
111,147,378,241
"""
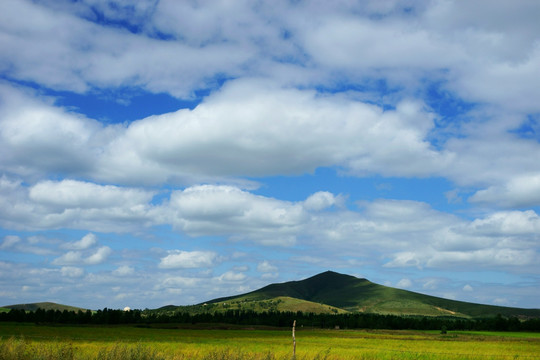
2,302,88,312
201,271,540,318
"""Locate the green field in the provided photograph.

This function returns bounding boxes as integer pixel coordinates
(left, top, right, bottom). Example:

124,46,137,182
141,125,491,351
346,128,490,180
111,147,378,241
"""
0,323,539,360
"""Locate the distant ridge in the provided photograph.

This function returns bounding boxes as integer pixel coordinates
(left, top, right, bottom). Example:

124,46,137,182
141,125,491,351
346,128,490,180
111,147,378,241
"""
187,271,540,318
4,272,540,319
2,302,89,312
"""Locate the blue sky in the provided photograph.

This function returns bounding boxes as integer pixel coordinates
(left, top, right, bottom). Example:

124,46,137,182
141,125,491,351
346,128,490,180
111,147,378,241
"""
1,0,540,310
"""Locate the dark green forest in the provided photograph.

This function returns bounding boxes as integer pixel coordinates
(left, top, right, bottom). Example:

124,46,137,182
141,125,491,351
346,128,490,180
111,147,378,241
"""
1,307,539,332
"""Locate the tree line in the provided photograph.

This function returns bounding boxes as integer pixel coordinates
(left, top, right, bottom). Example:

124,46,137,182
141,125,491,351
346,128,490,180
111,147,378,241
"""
1,307,539,332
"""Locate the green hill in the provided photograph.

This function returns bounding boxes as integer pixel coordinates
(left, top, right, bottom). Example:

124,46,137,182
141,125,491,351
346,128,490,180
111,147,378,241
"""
2,302,88,312
195,271,540,319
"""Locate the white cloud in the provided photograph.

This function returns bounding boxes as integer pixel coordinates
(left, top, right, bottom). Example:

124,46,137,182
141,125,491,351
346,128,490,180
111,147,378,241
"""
2,173,540,276
463,284,474,292
2,77,540,211
466,210,540,236
218,271,247,282
397,278,412,289
158,250,218,269
0,80,448,185
0,84,102,178
0,175,157,232
469,174,540,208
52,251,83,266
257,261,278,273
303,15,452,71
493,298,510,306
375,208,540,271
166,185,305,246
29,180,154,210
297,1,540,113
161,276,200,288
53,245,111,266
112,265,135,277
61,266,85,278
261,273,279,280
443,128,540,197
303,191,340,211
422,279,439,290
97,80,447,184
388,248,536,270
0,235,21,249
62,233,97,250
2,0,540,118
0,0,252,97
86,246,112,265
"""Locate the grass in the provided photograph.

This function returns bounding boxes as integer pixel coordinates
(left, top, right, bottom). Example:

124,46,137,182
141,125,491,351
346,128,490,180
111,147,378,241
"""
1,302,88,312
449,330,540,338
191,296,347,315
0,323,539,359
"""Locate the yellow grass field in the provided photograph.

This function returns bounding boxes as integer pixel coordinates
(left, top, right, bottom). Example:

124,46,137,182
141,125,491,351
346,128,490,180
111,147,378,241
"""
0,323,539,359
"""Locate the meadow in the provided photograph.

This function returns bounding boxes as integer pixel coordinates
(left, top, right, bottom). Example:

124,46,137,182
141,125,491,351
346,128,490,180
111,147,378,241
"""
0,322,539,360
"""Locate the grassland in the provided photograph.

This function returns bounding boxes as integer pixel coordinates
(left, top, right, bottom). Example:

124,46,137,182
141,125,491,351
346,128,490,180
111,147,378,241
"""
2,302,88,312
1,322,539,360
172,296,347,315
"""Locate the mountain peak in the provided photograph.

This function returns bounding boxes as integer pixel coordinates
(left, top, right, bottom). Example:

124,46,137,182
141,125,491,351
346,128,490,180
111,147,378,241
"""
201,271,540,318
305,270,362,281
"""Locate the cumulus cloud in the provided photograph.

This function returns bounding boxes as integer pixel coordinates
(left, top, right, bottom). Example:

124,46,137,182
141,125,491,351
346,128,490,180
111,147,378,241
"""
62,233,97,250
158,250,218,269
303,192,341,211
443,128,540,198
86,246,113,265
257,260,278,273
2,172,540,276
0,234,55,256
0,84,103,179
0,0,251,97
0,80,448,185
375,207,540,271
469,174,540,208
166,185,305,246
2,78,540,211
0,175,157,232
112,265,135,277
96,80,448,184
387,246,536,270
53,246,112,266
2,0,540,117
52,251,83,266
29,180,154,210
52,233,112,267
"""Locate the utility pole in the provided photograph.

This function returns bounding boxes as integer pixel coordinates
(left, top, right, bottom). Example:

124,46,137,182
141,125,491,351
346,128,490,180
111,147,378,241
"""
292,319,296,359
